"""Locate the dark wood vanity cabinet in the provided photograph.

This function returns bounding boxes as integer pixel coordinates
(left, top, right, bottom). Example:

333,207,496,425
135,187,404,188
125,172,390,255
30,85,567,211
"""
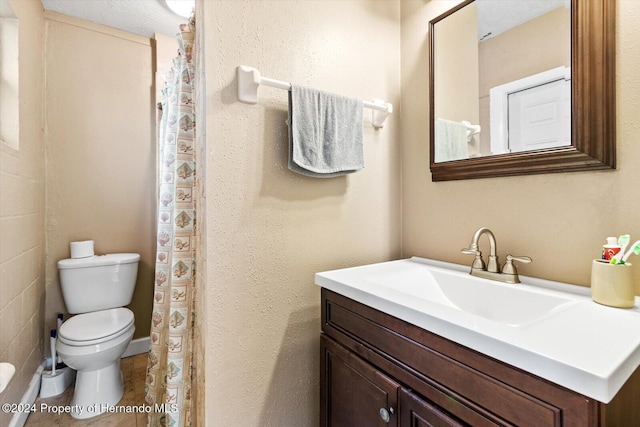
320,288,640,427
322,334,464,427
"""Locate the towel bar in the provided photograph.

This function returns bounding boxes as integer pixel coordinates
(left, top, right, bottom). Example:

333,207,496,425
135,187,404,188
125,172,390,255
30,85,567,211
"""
237,65,393,129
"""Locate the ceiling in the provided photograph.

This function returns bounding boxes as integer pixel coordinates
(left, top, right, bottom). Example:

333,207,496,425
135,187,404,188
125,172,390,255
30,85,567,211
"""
40,0,568,43
40,0,191,38
477,0,569,41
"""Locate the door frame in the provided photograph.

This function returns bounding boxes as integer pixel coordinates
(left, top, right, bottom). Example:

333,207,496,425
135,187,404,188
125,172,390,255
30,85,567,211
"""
489,66,571,155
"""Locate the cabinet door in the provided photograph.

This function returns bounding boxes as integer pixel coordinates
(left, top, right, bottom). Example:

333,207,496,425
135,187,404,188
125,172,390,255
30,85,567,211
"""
400,388,466,427
321,335,400,427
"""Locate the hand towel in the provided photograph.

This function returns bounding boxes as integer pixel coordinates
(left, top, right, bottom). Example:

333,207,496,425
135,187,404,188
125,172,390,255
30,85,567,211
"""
288,85,364,178
434,118,469,163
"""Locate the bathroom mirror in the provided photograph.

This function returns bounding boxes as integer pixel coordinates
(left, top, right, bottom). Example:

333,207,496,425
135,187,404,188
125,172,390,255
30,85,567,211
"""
429,0,615,181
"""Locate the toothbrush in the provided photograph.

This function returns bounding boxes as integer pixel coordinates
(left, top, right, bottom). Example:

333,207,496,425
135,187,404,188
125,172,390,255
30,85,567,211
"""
50,329,57,376
621,240,640,264
619,234,631,257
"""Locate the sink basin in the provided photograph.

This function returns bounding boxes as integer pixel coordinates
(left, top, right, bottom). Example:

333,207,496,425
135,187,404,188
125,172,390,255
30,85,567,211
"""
370,265,577,327
316,256,640,403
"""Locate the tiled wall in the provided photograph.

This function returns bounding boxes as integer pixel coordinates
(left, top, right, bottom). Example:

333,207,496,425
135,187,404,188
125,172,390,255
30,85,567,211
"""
0,0,45,424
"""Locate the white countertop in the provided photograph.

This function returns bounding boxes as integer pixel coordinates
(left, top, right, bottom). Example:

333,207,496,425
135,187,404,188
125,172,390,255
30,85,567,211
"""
315,257,640,403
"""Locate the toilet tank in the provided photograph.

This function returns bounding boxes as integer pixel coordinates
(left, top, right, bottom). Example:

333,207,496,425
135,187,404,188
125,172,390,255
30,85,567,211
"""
58,253,140,314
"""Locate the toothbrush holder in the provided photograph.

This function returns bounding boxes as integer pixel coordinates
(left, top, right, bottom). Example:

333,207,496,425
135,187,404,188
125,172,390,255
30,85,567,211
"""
591,259,636,308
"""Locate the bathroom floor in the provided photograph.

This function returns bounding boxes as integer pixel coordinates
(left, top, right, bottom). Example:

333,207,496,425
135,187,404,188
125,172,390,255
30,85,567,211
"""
25,353,148,426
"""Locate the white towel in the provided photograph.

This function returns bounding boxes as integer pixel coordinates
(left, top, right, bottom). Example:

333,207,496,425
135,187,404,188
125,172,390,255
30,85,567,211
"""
434,118,469,163
288,85,364,178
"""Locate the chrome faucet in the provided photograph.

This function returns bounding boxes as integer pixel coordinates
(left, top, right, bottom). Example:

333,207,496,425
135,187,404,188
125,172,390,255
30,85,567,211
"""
461,227,531,284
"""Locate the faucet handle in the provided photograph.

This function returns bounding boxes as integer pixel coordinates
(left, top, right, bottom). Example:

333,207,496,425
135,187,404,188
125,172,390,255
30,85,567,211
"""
461,248,480,256
461,248,486,270
507,255,532,264
502,255,532,274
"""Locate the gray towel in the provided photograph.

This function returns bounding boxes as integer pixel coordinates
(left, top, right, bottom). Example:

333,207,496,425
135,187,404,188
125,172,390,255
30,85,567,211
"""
288,85,364,178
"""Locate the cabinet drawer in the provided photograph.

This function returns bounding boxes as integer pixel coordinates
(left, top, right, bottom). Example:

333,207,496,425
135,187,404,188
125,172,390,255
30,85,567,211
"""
322,290,563,427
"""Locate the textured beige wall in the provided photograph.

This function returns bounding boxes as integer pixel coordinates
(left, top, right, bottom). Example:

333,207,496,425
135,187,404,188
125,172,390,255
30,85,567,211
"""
0,0,44,423
44,12,155,340
402,0,640,292
201,0,401,424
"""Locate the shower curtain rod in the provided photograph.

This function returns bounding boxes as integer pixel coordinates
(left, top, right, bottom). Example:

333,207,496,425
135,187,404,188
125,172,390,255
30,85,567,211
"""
236,65,393,129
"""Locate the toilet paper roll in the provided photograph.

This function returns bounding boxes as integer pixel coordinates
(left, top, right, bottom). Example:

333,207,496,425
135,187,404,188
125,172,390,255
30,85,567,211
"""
70,240,94,259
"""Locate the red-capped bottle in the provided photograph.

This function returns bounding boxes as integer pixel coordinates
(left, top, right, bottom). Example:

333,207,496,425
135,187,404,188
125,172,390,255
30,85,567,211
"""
602,237,622,261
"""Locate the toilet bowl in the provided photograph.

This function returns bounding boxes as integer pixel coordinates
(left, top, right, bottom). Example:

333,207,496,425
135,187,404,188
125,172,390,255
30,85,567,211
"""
57,307,135,419
56,252,140,419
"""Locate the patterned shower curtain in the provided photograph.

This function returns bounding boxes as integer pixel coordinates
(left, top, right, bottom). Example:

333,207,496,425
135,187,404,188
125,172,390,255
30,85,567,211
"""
146,17,196,427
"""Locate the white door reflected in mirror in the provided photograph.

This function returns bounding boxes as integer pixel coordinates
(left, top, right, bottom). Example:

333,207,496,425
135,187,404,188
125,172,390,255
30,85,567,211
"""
490,66,571,155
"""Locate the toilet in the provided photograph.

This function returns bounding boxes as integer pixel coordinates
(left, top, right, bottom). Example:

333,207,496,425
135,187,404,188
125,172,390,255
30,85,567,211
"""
56,253,140,419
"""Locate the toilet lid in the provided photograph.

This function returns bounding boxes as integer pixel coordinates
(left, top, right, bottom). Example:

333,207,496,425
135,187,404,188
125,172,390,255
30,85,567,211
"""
59,308,134,345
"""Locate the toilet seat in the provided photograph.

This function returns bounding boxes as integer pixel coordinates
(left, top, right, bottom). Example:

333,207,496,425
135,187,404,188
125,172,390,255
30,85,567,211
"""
59,308,134,346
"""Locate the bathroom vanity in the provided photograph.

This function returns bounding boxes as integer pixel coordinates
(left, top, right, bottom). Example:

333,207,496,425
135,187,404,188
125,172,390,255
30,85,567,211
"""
317,258,640,426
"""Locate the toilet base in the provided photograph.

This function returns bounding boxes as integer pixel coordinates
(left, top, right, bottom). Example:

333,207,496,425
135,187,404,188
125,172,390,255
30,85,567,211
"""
70,360,124,419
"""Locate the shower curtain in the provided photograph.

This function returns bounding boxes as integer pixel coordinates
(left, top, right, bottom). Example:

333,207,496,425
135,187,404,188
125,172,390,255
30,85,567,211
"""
146,16,196,427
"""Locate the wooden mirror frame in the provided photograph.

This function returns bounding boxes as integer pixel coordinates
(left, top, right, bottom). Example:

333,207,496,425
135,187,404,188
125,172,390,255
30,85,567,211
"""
429,0,615,181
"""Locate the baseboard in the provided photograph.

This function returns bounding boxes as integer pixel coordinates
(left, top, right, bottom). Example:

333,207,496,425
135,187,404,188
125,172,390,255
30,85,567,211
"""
9,362,45,427
122,336,151,358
